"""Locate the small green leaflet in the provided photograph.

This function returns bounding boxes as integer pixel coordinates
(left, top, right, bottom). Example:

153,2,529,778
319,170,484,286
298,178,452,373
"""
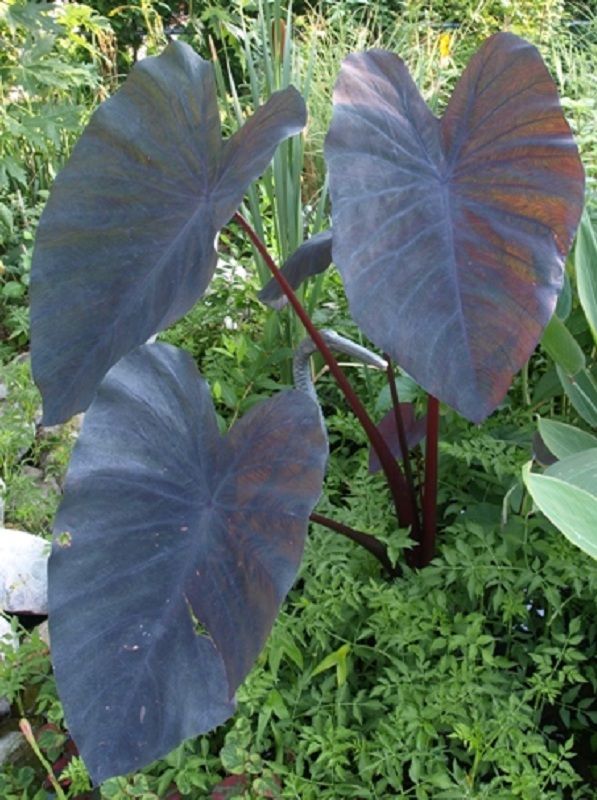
311,643,351,687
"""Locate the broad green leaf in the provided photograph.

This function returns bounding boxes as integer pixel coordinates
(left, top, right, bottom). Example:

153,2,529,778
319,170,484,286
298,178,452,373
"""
576,211,597,345
547,447,597,493
557,365,597,427
537,418,597,460
375,375,422,412
523,456,597,559
531,367,562,406
540,314,585,376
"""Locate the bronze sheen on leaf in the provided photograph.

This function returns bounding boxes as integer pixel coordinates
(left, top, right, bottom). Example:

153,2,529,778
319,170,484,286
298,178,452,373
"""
324,33,585,422
30,41,307,425
48,344,328,784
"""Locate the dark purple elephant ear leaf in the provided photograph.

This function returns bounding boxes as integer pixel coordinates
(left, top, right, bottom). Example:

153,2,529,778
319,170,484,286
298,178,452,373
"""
325,33,585,423
31,41,306,426
368,403,426,474
48,343,327,784
259,229,333,309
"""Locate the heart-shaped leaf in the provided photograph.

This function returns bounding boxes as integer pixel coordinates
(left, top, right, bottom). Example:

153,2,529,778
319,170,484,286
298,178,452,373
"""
31,41,306,425
325,33,584,422
259,229,333,309
49,343,327,783
368,404,426,474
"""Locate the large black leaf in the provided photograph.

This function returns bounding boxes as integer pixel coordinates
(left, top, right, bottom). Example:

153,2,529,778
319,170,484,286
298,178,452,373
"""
31,41,306,425
49,343,327,783
325,34,584,422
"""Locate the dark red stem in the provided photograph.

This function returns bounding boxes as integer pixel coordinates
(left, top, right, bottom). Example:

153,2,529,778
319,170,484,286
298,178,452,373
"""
384,355,421,542
233,211,413,530
419,395,440,567
310,513,399,578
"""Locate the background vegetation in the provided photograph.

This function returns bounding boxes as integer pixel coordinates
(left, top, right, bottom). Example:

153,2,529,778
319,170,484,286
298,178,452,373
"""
1,1,596,797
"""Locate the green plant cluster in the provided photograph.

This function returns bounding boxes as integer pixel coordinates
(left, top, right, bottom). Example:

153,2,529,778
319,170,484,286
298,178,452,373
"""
2,461,597,797
0,0,114,360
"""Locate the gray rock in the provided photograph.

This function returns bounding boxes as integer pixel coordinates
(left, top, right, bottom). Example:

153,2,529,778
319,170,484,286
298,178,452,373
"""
0,529,49,614
0,731,26,766
21,466,44,481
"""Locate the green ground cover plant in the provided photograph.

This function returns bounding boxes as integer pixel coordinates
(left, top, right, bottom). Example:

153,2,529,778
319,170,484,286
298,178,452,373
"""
0,0,115,361
1,2,597,798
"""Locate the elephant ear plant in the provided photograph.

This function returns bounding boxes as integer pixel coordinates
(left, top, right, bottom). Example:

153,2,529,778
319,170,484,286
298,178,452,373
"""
30,34,584,783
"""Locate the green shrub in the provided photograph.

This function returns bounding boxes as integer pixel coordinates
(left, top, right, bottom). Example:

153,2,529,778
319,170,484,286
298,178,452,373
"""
0,0,114,362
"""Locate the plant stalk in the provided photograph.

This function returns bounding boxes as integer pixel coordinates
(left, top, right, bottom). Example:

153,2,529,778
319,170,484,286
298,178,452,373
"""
19,719,68,800
384,355,421,543
310,512,399,578
233,211,414,531
419,395,440,567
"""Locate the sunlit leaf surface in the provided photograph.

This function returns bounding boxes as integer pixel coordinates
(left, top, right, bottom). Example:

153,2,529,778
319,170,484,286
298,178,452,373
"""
49,344,327,783
326,33,584,422
31,41,306,425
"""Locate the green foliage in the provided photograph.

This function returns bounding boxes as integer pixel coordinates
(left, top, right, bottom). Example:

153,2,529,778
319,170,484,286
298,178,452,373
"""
523,209,597,557
0,0,114,362
227,485,596,798
0,620,52,716
87,0,171,63
0,358,73,534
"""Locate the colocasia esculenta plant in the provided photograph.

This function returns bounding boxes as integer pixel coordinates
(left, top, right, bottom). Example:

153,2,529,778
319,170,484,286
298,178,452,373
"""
30,33,584,782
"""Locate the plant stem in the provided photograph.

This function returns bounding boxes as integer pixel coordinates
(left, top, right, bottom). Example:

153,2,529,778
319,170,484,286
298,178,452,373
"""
233,211,414,531
19,718,68,800
384,354,421,542
521,360,531,406
310,513,399,578
419,395,440,567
